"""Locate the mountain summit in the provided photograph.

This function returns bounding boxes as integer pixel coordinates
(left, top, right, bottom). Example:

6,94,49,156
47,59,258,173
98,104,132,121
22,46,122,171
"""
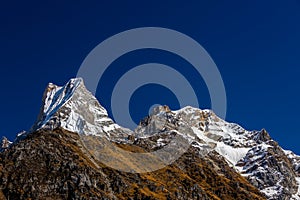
0,78,299,200
31,78,130,139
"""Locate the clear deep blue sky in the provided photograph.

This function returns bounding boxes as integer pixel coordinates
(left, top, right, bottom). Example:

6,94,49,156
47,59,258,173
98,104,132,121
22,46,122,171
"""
0,1,299,154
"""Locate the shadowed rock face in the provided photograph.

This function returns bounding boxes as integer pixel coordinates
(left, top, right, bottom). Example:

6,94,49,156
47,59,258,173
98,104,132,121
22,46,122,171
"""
0,128,266,200
0,78,299,200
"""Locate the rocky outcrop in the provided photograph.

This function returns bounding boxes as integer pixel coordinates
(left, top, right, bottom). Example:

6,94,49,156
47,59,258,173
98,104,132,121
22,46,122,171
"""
0,137,11,152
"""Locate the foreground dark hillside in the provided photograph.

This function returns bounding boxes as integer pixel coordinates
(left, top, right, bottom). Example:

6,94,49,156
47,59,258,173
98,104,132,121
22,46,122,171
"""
0,128,265,200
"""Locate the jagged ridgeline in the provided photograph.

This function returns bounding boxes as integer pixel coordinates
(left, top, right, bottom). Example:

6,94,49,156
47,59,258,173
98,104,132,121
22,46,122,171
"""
0,78,299,200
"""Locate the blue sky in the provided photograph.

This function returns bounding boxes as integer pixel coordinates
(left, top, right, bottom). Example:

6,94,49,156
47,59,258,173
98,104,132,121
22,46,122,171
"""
0,1,299,154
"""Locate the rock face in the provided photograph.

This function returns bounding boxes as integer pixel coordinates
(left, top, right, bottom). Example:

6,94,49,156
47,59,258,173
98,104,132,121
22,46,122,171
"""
0,78,299,200
0,137,11,151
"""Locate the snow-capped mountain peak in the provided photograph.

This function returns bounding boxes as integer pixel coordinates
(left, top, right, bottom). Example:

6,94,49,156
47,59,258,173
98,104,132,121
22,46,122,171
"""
18,78,300,199
42,78,84,117
31,78,130,139
135,104,300,199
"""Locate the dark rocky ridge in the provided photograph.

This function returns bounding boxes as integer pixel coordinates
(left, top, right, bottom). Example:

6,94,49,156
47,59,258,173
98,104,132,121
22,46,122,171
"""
0,128,266,200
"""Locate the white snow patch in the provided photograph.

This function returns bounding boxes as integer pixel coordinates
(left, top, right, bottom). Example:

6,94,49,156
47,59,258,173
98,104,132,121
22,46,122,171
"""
261,185,282,198
191,127,250,165
103,124,120,132
215,142,250,165
157,138,166,146
292,177,300,200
